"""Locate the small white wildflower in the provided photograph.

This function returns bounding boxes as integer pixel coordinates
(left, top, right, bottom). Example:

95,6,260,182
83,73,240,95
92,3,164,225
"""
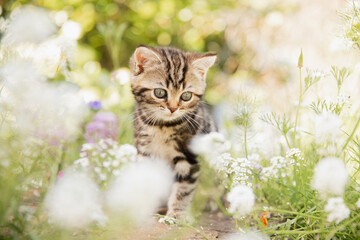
190,132,230,160
115,144,137,163
223,231,269,240
105,159,173,224
312,157,348,197
61,20,82,40
82,143,93,151
44,170,106,229
314,112,342,144
227,185,255,218
112,159,120,167
3,5,57,45
158,215,176,225
217,153,254,188
74,158,89,168
286,148,304,161
103,161,111,168
324,197,350,224
261,156,295,180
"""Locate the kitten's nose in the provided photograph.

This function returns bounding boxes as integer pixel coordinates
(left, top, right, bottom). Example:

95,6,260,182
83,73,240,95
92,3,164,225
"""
168,107,178,113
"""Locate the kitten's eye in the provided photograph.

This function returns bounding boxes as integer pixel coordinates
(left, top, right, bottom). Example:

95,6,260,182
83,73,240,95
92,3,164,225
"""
180,92,192,101
154,88,167,98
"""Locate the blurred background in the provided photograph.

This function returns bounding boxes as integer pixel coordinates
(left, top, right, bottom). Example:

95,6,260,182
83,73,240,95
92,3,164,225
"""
2,0,359,115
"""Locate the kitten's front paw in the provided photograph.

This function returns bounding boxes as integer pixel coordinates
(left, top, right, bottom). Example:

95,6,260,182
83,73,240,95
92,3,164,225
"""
166,209,182,219
166,210,194,224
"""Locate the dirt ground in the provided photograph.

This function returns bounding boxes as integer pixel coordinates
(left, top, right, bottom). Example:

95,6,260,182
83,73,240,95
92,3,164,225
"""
121,211,237,240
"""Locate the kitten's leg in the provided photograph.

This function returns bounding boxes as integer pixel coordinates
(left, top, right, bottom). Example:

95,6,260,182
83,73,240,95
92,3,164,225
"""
167,157,200,218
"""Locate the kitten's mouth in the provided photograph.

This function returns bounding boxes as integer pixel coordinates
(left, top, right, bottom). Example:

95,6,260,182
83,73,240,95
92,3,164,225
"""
163,111,183,121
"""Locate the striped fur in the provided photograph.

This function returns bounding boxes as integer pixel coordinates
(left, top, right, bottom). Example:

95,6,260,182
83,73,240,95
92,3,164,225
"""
130,46,217,218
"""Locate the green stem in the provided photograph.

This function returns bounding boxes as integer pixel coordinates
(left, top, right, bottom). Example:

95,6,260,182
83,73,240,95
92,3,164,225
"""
244,125,248,159
325,213,360,240
284,134,291,149
215,196,232,217
342,114,360,151
293,68,302,147
266,229,327,235
254,208,322,220
297,160,306,209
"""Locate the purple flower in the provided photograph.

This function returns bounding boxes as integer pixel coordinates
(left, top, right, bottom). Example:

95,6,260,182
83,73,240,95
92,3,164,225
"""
85,111,119,143
88,101,102,110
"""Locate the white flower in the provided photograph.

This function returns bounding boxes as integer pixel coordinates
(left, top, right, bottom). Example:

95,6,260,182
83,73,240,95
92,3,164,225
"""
357,198,360,208
105,159,173,224
190,132,230,161
223,231,269,240
115,144,137,163
0,60,88,142
286,148,304,161
158,215,176,225
324,197,350,224
312,157,348,197
44,170,106,229
61,20,82,40
227,185,255,218
314,112,342,144
74,158,89,168
2,5,57,45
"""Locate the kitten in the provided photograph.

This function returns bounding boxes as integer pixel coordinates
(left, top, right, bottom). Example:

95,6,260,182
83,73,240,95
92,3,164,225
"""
130,45,217,218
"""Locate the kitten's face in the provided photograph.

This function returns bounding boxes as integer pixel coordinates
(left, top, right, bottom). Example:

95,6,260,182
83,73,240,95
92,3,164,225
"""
130,46,216,124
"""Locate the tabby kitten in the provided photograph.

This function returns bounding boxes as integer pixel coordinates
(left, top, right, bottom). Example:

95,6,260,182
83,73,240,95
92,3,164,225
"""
130,45,217,218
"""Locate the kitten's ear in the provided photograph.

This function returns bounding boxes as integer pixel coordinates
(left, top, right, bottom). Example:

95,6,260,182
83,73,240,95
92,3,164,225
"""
131,46,162,75
190,53,217,78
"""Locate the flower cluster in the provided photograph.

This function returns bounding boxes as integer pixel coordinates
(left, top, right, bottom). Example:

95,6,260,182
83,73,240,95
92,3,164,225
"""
44,170,107,229
285,148,304,161
324,197,350,224
105,159,173,224
261,148,302,181
0,5,87,144
0,60,88,144
74,139,137,186
261,156,289,180
227,185,256,219
311,157,350,224
0,5,80,78
312,157,348,197
1,5,57,46
217,153,255,188
158,215,176,225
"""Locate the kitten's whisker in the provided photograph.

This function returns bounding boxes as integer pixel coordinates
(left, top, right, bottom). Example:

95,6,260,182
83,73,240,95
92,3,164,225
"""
183,113,198,131
132,108,156,122
181,115,192,133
